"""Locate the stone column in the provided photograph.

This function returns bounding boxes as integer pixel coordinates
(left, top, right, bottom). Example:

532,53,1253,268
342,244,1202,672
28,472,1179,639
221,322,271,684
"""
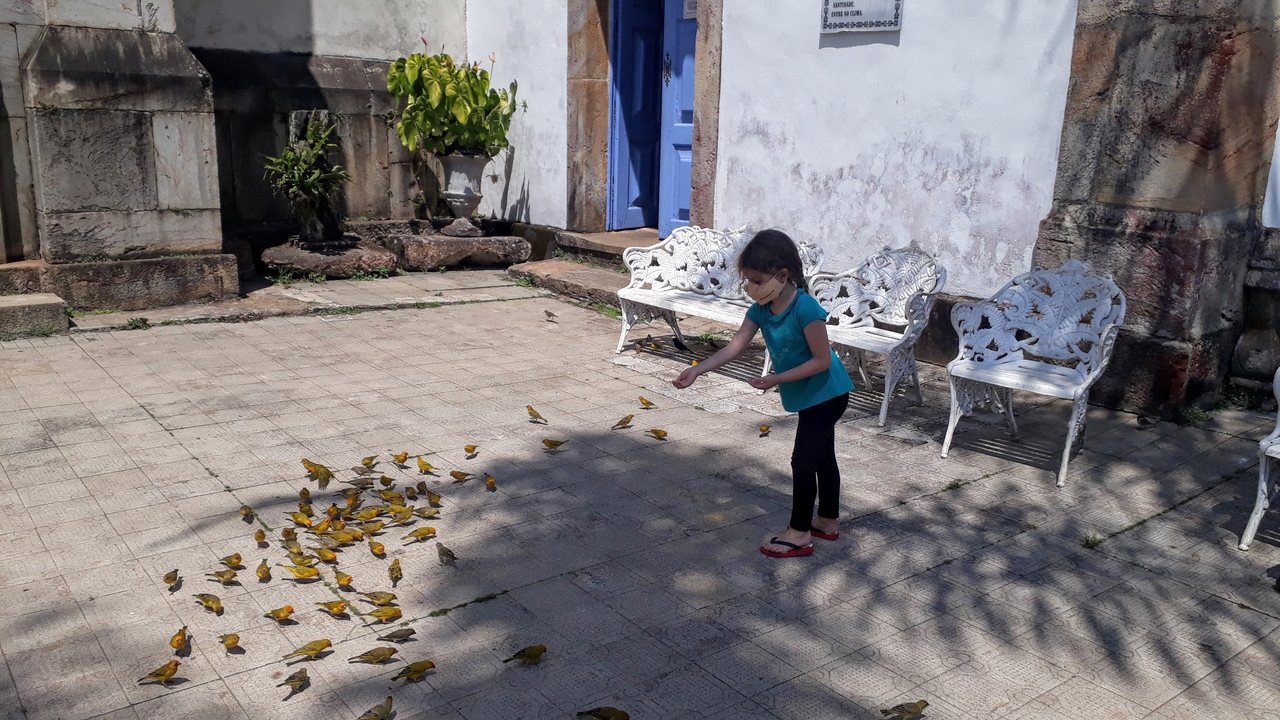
1033,0,1280,414
567,0,610,232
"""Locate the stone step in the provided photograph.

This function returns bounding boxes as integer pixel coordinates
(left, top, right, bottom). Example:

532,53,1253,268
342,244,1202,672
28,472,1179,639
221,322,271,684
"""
507,259,627,307
554,228,658,267
0,293,68,337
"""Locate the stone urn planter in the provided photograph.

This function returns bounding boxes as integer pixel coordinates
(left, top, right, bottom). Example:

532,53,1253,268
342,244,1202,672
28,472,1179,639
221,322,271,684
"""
439,153,490,223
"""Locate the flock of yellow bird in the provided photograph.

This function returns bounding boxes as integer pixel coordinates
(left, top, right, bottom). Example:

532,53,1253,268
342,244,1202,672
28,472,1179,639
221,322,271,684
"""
134,397,679,720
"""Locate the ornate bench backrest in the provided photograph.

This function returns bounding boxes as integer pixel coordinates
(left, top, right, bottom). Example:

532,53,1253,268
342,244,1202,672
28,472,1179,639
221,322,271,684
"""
811,245,947,331
954,260,1127,377
622,226,824,302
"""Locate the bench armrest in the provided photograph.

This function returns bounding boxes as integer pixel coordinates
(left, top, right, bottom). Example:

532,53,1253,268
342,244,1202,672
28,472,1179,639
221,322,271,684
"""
899,290,940,346
949,299,1002,363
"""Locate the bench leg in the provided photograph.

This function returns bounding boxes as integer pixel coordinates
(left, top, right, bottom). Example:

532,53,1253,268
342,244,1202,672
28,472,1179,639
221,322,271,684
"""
615,302,636,353
1239,456,1273,550
1002,390,1019,441
910,355,924,407
940,378,963,459
1057,396,1087,487
854,349,870,387
660,310,690,351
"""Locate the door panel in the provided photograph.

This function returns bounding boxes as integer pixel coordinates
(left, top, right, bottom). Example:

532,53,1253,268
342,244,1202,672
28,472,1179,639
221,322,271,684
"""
658,0,696,237
608,0,662,230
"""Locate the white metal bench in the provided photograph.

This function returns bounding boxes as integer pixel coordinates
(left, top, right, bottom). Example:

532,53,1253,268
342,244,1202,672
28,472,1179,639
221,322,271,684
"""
939,260,1127,486
1240,366,1280,550
616,226,823,373
811,245,947,426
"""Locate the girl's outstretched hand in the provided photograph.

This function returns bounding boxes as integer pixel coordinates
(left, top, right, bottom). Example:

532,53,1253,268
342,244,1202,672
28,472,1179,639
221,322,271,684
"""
673,367,699,389
747,375,779,391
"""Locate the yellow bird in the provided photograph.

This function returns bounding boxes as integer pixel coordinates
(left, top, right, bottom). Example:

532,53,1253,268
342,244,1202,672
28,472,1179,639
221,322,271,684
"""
368,539,386,558
365,606,403,624
282,538,303,554
646,428,668,440
316,600,348,617
389,558,402,585
392,451,410,465
527,405,547,423
162,569,180,590
426,490,444,507
289,552,317,567
206,569,237,585
348,646,398,664
238,505,254,520
417,457,435,475
359,520,386,535
405,487,419,501
285,512,313,527
542,439,568,451
282,639,332,661
484,474,497,492
758,424,771,437
256,558,271,582
358,591,398,607
325,502,340,519
544,309,558,322
577,709,630,720
169,626,189,652
351,507,384,522
449,470,472,483
277,667,308,694
394,659,436,682
312,465,334,485
377,628,416,643
311,518,332,534
639,396,656,409
612,414,634,430
437,543,457,565
334,569,354,589
880,700,930,720
413,507,440,519
299,487,311,503
357,697,394,720
377,489,405,504
137,659,180,686
389,507,414,525
379,476,395,488
347,476,374,489
311,546,338,563
254,528,267,546
463,444,478,456
264,605,295,623
361,455,378,468
218,633,239,652
193,593,223,615
219,553,242,569
297,501,314,517
403,526,437,543
691,359,699,366
502,644,547,665
282,527,297,542
277,564,320,581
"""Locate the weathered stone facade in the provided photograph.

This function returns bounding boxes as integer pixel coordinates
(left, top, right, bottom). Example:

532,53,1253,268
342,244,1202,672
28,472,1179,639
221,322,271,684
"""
1033,0,1280,415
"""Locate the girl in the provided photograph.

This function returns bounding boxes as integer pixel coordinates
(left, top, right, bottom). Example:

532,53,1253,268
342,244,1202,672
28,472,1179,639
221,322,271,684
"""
673,229,853,558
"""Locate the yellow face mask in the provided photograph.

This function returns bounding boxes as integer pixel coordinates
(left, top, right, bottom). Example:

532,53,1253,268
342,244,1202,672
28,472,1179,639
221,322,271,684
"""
745,274,785,304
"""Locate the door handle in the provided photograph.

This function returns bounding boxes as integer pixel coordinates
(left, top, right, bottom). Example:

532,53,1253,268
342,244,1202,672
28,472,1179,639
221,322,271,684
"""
663,54,672,86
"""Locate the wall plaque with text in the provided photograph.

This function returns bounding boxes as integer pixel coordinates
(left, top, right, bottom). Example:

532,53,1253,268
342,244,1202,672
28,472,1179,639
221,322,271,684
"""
821,0,903,32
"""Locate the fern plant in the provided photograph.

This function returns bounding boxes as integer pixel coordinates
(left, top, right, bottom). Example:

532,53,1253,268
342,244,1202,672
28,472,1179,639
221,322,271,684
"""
387,52,519,158
264,114,352,244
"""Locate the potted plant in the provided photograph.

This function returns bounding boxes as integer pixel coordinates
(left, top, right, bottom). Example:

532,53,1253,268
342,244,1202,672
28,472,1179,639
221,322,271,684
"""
264,111,352,248
387,50,520,226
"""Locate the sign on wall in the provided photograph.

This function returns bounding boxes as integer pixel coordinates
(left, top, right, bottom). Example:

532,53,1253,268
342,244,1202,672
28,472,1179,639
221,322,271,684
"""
821,0,903,32
684,0,697,20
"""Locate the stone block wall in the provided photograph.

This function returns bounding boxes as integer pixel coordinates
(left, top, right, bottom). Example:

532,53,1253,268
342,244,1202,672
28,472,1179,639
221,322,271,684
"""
1034,0,1280,415
23,25,222,263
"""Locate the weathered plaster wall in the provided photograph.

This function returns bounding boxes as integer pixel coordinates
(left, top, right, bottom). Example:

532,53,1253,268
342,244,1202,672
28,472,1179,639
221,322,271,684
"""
467,0,569,228
175,0,464,61
713,0,1077,297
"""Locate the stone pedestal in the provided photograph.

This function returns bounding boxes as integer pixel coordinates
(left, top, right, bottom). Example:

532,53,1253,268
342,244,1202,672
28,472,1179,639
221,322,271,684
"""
1033,0,1280,415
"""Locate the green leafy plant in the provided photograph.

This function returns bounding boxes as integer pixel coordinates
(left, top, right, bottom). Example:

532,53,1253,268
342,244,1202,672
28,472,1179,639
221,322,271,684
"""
271,268,298,286
350,268,394,281
305,272,327,284
387,52,519,158
1180,407,1210,427
123,317,150,331
1080,533,1105,550
264,113,351,244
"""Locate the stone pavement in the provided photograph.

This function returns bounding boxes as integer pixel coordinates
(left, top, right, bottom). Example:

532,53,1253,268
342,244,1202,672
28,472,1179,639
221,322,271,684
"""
0,269,1277,720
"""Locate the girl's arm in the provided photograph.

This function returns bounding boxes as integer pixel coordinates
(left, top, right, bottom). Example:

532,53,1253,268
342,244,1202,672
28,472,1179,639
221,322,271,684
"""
672,317,759,388
748,320,831,390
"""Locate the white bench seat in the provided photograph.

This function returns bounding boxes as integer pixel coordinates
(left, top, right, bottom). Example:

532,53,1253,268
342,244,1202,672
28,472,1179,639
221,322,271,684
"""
616,287,750,327
948,359,1085,400
1241,368,1280,550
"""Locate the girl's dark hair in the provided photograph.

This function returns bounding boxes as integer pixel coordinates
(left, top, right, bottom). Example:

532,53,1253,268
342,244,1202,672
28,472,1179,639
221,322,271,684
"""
738,229,806,290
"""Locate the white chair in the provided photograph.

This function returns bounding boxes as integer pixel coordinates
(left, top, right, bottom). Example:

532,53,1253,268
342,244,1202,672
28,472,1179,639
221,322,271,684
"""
810,245,947,426
939,260,1127,486
1239,367,1280,550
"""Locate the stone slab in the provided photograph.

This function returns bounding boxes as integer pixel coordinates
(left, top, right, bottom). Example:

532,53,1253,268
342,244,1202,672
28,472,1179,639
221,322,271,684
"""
0,23,22,118
31,110,158,214
0,0,44,25
0,292,66,336
23,26,212,112
39,253,238,310
0,260,39,294
152,112,219,210
507,258,626,307
39,209,222,263
45,0,142,31
0,116,38,262
335,113,390,220
261,240,398,279
388,234,531,271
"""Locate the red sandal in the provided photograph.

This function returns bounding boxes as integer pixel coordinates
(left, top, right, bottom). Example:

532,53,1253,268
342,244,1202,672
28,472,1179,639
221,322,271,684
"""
760,537,814,558
811,528,839,542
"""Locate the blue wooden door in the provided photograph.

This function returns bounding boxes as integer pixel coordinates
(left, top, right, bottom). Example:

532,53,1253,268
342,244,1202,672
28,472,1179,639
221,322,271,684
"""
658,0,696,237
608,0,662,230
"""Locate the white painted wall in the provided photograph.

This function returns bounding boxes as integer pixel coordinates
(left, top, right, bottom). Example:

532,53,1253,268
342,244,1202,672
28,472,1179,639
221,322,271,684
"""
176,0,466,60
714,0,1077,297
467,0,568,228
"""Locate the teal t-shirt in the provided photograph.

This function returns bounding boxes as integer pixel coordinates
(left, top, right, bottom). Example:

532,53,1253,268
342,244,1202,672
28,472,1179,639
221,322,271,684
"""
747,289,854,412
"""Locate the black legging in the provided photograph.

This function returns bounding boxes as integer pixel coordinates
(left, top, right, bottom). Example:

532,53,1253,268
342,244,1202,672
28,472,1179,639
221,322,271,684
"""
789,392,849,532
